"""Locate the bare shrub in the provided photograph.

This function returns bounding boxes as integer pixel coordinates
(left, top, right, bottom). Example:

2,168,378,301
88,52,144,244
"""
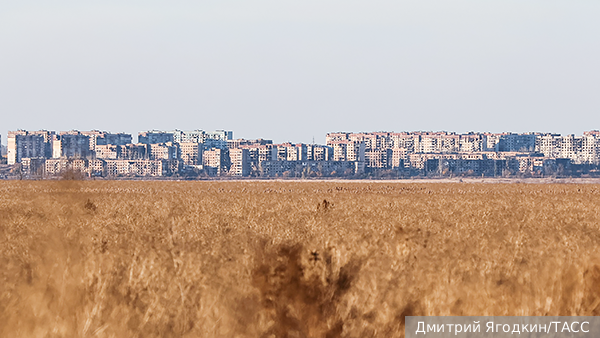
252,243,361,337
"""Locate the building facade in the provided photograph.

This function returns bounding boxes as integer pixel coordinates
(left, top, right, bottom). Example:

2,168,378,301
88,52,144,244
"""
7,130,54,165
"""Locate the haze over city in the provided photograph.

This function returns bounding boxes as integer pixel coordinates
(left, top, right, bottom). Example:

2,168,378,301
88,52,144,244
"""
2,1,600,144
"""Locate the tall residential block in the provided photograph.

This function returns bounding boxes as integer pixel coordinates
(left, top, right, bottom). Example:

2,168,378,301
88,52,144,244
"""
149,142,178,160
52,131,91,159
203,130,233,149
94,145,121,159
229,148,250,176
497,133,536,152
459,133,486,152
178,142,202,165
365,149,391,168
203,148,230,176
307,144,331,161
7,130,54,165
81,130,132,152
120,144,149,160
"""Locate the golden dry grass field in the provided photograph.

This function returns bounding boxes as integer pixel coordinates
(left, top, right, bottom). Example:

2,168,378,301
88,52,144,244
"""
1,181,600,338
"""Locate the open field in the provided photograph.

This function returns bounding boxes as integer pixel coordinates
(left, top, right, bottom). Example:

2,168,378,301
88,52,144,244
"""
1,181,600,337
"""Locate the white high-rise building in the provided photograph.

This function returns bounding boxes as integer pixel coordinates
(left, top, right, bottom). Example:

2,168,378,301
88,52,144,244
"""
229,148,249,176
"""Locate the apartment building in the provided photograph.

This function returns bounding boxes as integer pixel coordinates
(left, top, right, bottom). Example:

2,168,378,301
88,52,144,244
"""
138,131,174,144
416,134,438,153
330,141,348,161
439,134,461,153
413,132,460,153
259,160,298,177
558,135,582,161
89,160,106,176
372,132,394,150
497,133,537,152
20,158,46,176
408,153,459,170
581,134,600,165
257,145,277,163
364,149,391,168
239,144,276,163
81,131,132,151
332,132,393,151
203,148,229,176
45,159,69,175
95,145,120,159
276,143,291,161
325,132,350,144
120,144,149,160
229,148,250,176
235,143,277,174
327,140,365,162
52,131,91,159
205,130,233,141
390,147,408,168
179,142,202,165
99,133,132,147
203,130,233,149
535,133,599,164
307,144,331,161
171,130,204,144
104,159,169,177
390,133,416,153
513,156,550,174
286,144,308,161
459,134,486,152
141,129,233,149
483,133,503,151
347,133,370,148
149,142,178,160
536,134,561,158
329,131,541,155
7,130,54,164
81,131,105,151
272,143,308,162
45,159,89,175
227,138,272,149
346,141,365,162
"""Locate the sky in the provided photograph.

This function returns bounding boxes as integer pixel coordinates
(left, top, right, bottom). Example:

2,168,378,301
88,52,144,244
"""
1,1,600,144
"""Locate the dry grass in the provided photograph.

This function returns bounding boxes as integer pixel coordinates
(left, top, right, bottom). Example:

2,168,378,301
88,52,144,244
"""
1,181,600,337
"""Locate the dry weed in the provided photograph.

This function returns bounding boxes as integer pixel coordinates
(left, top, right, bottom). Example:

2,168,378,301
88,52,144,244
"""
1,181,600,337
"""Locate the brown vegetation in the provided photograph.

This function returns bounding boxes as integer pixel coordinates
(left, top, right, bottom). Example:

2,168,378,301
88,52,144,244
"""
1,181,600,337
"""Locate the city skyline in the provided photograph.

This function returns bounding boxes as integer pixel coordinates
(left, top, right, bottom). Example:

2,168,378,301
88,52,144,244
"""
3,128,600,179
3,3,600,334
2,127,600,148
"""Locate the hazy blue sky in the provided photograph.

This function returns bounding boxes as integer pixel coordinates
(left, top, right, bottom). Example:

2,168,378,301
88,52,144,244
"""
1,1,599,143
